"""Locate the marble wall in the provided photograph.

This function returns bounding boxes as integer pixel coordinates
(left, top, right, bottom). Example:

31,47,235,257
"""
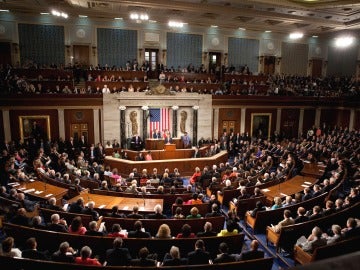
103,93,212,145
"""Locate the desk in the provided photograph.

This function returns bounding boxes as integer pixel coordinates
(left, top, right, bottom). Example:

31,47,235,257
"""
10,180,68,205
105,150,228,176
145,138,182,150
301,162,325,178
261,175,317,204
68,193,163,213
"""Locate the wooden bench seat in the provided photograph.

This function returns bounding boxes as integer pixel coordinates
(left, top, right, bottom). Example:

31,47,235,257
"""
229,196,267,219
265,201,360,253
244,191,328,233
293,236,360,265
0,255,274,270
40,207,225,236
171,203,211,217
3,222,244,261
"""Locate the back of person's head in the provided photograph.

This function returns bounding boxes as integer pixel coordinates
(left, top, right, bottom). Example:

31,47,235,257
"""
312,226,322,238
284,209,292,218
154,204,162,214
112,223,121,233
192,193,198,200
313,205,321,214
256,200,264,208
211,203,219,212
195,239,205,250
133,205,139,213
59,241,70,254
169,246,180,259
181,224,192,237
226,220,237,232
80,246,92,259
138,247,149,259
134,220,142,231
88,221,97,231
250,240,259,251
219,242,229,253
297,207,306,216
113,237,123,249
347,217,356,229
1,237,14,253
175,207,183,216
190,207,199,216
204,222,213,232
71,216,83,231
111,205,119,214
31,215,42,226
51,213,60,223
25,237,37,249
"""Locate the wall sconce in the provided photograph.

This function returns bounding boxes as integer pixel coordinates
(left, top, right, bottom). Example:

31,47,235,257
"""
92,46,97,56
12,43,19,54
276,57,282,65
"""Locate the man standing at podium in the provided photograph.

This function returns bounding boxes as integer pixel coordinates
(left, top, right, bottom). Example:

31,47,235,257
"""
131,134,143,151
164,131,173,144
152,129,162,139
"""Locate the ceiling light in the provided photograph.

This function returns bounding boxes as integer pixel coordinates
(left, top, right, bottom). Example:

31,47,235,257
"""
51,9,68,18
79,15,88,18
335,36,354,48
265,30,271,33
168,21,184,28
40,12,50,15
149,20,157,23
312,35,318,38
211,25,218,28
114,17,123,20
130,13,149,21
238,27,246,30
0,9,9,12
289,32,304,39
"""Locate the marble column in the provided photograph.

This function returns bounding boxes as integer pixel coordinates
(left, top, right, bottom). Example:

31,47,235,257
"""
315,108,321,128
349,109,355,131
240,108,246,134
298,109,304,138
172,106,178,138
119,107,126,148
93,109,100,144
57,109,65,140
192,106,199,146
142,108,148,139
213,108,219,139
276,108,281,133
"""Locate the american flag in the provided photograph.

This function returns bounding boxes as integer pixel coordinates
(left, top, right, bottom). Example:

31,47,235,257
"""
149,108,170,136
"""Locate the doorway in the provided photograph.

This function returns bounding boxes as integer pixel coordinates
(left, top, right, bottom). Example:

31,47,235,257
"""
311,59,322,77
73,45,90,67
264,56,276,74
0,42,11,66
145,48,158,79
221,120,235,138
209,52,221,78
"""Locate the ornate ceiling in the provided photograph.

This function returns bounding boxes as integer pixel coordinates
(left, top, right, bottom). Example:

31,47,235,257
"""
0,0,359,35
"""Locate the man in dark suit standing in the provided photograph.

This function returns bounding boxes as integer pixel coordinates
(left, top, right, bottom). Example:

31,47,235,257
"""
152,129,161,139
105,237,132,266
239,240,264,261
131,134,143,151
213,242,236,263
187,239,211,265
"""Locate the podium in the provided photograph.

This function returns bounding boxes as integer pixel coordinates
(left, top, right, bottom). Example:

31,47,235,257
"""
164,143,176,151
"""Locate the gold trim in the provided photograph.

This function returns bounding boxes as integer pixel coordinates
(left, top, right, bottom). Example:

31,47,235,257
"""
250,113,272,139
19,115,51,142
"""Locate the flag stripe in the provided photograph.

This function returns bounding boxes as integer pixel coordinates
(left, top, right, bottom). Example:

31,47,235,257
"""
150,108,170,137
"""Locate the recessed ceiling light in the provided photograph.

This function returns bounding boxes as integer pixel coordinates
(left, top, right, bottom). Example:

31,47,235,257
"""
79,15,88,18
0,9,9,12
149,20,157,23
265,30,271,33
289,32,304,39
211,25,218,28
335,36,354,48
114,17,123,20
40,12,50,15
238,27,246,30
312,35,318,38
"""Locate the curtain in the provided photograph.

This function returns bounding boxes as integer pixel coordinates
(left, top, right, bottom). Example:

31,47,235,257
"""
281,42,308,75
228,37,259,73
327,45,358,76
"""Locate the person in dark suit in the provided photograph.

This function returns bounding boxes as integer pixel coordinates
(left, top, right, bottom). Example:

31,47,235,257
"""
196,221,218,237
105,237,132,266
130,134,143,151
152,129,162,139
51,241,75,263
239,240,264,261
85,221,105,236
342,217,360,239
22,237,48,260
164,133,173,144
81,201,100,221
205,204,222,217
294,207,309,224
213,242,236,263
187,239,211,265
127,205,144,219
131,247,156,266
68,197,85,214
128,220,151,238
162,246,188,266
10,207,31,227
146,204,167,219
46,213,68,233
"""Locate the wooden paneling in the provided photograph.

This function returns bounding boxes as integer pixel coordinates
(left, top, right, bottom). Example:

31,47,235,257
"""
219,108,241,137
311,59,322,77
245,108,277,136
73,45,90,66
320,109,350,129
0,42,11,66
9,109,59,142
64,109,94,144
303,109,316,133
281,108,299,139
0,110,4,143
